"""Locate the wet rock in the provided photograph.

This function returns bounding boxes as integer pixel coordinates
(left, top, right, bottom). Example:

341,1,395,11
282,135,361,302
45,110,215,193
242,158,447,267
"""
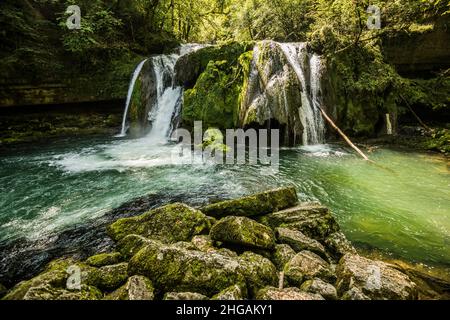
23,284,102,300
105,275,154,300
256,286,324,300
324,231,357,260
87,263,128,292
341,287,371,300
164,292,209,300
259,202,339,240
85,252,122,267
107,203,211,243
300,278,338,300
201,187,298,218
276,227,329,261
238,251,278,296
284,251,335,286
336,254,418,300
128,243,246,297
210,216,276,250
271,244,296,270
212,284,244,300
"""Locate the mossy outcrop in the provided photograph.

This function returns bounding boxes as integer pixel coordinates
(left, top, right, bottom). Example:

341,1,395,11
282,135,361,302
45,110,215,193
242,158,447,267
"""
107,203,211,243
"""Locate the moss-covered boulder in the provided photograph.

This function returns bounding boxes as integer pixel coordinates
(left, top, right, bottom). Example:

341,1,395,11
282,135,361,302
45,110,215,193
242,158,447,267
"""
300,278,338,300
271,244,296,271
201,187,298,218
336,254,418,300
324,231,357,260
0,283,7,298
212,284,245,300
210,216,276,250
22,284,103,300
284,251,335,286
85,252,122,268
128,243,246,297
107,203,211,243
87,263,129,292
276,227,329,261
259,202,339,241
105,275,154,300
191,235,216,253
238,252,278,297
255,287,324,300
116,234,160,260
163,292,209,300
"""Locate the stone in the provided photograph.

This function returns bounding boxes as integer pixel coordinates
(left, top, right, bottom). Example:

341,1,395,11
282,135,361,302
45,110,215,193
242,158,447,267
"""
0,283,7,298
300,278,338,300
238,252,278,296
164,292,209,300
210,216,276,250
341,287,371,300
23,284,102,300
336,254,418,300
116,234,159,260
201,187,298,218
276,227,329,261
212,284,244,300
324,231,357,260
284,251,335,286
85,252,122,267
256,287,324,300
271,244,296,270
107,203,211,243
105,275,154,300
191,235,216,252
259,202,339,240
87,263,129,292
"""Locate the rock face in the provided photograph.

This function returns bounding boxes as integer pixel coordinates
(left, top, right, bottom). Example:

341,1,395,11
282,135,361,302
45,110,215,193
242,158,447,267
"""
259,202,339,240
256,287,324,300
210,216,276,250
107,203,211,243
336,254,418,300
201,187,298,218
284,251,335,286
276,227,329,261
105,275,154,300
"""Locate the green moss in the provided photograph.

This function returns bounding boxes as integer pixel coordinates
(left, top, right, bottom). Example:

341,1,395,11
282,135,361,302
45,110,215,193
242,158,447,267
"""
86,263,129,292
85,252,122,267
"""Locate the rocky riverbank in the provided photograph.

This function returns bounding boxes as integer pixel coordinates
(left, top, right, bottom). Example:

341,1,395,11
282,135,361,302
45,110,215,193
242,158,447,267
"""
3,186,442,301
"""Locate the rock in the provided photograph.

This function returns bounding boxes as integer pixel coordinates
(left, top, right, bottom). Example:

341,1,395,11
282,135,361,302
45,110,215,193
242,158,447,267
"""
210,216,276,250
87,263,129,292
23,284,102,300
324,231,357,260
172,241,198,251
164,292,209,300
212,284,244,300
341,287,371,300
300,278,338,300
276,227,329,261
256,286,324,300
116,234,159,260
201,187,298,218
336,254,418,300
284,251,335,286
107,203,211,243
271,244,296,270
191,235,216,252
259,202,339,241
105,275,154,300
238,252,278,296
128,243,246,297
85,252,122,267
0,283,7,298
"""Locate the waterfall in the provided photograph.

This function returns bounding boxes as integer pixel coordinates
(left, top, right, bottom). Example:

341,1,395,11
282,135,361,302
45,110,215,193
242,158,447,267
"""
278,43,325,145
117,59,148,137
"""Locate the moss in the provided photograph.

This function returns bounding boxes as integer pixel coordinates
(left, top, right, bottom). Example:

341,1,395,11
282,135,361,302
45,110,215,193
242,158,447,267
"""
211,284,245,300
105,275,154,300
238,251,278,297
85,252,122,267
86,263,129,292
116,235,161,260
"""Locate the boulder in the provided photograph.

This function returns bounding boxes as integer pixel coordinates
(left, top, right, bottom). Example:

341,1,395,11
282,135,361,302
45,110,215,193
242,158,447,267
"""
284,251,335,286
210,216,276,250
85,252,122,267
212,284,245,300
105,275,154,300
191,235,216,252
164,292,209,300
201,187,298,218
324,231,357,260
276,227,329,261
116,234,159,260
107,203,211,243
335,254,418,300
271,244,296,270
23,284,102,300
300,278,338,300
341,287,371,300
259,202,339,240
238,252,278,296
256,286,324,300
87,263,129,292
128,243,246,297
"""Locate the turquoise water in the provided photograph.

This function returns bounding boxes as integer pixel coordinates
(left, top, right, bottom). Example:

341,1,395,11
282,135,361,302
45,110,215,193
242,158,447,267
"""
0,136,449,269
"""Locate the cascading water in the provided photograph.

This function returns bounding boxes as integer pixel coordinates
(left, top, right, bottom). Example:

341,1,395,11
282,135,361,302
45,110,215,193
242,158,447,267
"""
117,59,148,137
278,43,325,145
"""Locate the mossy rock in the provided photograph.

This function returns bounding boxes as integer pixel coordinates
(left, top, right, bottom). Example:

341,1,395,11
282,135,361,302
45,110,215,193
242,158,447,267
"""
300,278,338,300
105,275,154,300
0,283,7,298
210,216,276,250
211,284,245,300
107,203,211,243
238,251,278,297
86,263,129,292
85,252,122,268
284,251,335,286
276,227,329,261
201,186,298,218
163,292,209,300
271,244,296,271
116,234,160,260
255,286,324,300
